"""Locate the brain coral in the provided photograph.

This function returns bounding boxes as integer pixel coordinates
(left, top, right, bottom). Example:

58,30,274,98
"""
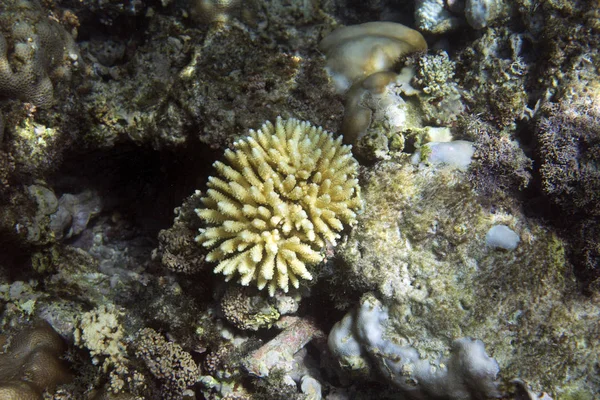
0,0,80,107
196,117,361,296
0,322,72,399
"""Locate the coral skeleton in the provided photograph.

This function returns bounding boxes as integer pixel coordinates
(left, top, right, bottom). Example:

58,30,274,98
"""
196,117,361,296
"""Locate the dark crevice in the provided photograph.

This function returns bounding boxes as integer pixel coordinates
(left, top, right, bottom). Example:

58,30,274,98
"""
49,138,216,238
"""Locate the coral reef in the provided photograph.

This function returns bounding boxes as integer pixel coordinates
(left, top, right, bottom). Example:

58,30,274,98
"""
410,51,465,125
0,184,102,249
530,52,600,289
0,0,599,398
457,27,532,130
319,21,427,93
339,69,416,147
220,286,280,331
74,304,128,374
535,84,600,216
464,0,508,29
195,117,361,296
49,190,102,240
319,27,470,163
8,118,63,178
242,316,324,378
414,0,462,34
76,10,343,150
155,190,207,275
189,0,244,24
460,115,532,198
319,22,430,151
414,0,509,33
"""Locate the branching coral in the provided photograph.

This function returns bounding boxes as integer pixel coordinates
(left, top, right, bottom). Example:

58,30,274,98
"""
195,117,361,296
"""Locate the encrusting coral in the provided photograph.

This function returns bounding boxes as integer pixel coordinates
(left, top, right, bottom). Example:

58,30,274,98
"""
220,286,280,331
134,328,199,400
195,117,361,296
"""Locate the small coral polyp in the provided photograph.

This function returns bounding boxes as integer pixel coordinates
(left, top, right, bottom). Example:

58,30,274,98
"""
196,117,361,296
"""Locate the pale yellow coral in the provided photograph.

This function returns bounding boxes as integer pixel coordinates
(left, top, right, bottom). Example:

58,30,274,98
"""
74,304,127,372
196,117,361,296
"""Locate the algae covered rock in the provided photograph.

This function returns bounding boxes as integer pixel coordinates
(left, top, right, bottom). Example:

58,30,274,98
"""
333,158,600,397
329,292,500,399
535,77,600,217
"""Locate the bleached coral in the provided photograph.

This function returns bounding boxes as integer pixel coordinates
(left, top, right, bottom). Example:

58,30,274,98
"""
74,305,128,373
195,117,361,296
74,305,132,393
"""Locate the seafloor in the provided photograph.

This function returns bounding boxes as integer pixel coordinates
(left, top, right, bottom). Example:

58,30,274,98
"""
0,0,599,399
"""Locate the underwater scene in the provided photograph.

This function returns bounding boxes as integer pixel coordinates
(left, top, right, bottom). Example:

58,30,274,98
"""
0,0,599,399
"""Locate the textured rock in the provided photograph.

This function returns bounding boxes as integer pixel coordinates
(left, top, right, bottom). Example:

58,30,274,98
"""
329,293,500,399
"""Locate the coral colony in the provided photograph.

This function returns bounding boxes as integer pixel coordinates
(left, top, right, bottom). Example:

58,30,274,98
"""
195,117,361,296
